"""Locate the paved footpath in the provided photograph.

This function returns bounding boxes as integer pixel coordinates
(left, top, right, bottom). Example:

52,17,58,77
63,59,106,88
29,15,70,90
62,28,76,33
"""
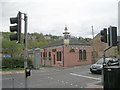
0,70,24,75
86,83,103,89
0,67,65,75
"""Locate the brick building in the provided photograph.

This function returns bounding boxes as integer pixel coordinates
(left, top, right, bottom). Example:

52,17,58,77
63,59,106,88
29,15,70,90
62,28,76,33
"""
39,26,93,67
92,33,118,61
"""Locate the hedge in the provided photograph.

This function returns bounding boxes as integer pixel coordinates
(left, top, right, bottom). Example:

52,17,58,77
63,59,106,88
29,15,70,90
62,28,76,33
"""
2,57,32,68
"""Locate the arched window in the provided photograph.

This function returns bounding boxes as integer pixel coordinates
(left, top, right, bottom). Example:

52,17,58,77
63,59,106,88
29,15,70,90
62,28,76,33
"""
79,50,82,60
49,52,51,60
83,50,86,60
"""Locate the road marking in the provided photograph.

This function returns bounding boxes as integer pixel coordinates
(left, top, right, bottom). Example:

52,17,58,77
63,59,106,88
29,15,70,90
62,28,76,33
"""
50,77,53,79
75,85,78,87
70,73,101,80
65,82,68,84
2,78,13,80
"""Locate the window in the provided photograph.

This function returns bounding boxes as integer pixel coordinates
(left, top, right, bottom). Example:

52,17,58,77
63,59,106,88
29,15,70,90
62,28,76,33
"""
57,51,62,61
49,52,51,60
83,50,86,60
79,50,82,60
43,52,45,60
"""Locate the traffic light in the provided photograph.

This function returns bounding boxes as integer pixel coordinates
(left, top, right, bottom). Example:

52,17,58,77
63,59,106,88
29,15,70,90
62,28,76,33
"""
9,11,22,43
100,28,107,43
25,68,31,78
108,26,117,46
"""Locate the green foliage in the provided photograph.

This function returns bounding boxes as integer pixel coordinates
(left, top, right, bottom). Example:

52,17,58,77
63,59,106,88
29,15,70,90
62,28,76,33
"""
2,57,32,68
2,32,24,57
78,37,92,44
2,32,91,58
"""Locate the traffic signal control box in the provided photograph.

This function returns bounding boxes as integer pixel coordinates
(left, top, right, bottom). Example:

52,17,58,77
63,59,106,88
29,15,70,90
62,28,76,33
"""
25,68,31,78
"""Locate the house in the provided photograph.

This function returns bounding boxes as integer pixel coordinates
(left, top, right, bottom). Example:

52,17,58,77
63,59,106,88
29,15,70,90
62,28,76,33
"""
39,26,93,67
92,33,118,61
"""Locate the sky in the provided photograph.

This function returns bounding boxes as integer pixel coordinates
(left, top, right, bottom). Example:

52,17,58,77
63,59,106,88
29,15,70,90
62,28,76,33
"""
1,0,119,38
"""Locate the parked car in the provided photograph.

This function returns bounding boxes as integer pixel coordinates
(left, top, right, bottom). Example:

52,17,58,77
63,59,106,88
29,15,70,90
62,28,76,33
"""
90,58,119,74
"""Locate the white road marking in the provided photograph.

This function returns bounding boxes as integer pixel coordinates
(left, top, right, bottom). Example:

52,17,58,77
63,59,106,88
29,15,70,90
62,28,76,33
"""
2,78,13,80
65,82,68,84
75,85,78,87
50,77,53,79
70,73,101,80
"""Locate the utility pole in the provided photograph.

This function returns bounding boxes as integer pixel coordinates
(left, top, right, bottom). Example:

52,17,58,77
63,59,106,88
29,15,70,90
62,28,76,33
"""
91,26,94,38
91,26,95,63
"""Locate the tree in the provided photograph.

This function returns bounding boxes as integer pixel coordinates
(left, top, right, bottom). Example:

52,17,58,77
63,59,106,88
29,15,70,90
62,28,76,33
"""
2,32,24,57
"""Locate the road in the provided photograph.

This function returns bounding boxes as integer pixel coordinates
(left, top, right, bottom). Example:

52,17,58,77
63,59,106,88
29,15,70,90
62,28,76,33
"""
2,65,102,88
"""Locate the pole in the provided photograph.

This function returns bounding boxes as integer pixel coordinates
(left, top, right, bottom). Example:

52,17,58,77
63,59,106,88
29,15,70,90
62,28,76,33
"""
91,26,94,38
12,78,14,89
24,14,28,88
91,26,95,63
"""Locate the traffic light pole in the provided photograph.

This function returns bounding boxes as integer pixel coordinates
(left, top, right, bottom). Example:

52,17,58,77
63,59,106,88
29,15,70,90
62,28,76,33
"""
24,14,28,88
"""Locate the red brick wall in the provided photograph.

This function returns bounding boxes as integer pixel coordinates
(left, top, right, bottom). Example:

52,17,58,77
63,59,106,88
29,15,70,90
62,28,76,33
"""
40,45,93,67
63,46,92,67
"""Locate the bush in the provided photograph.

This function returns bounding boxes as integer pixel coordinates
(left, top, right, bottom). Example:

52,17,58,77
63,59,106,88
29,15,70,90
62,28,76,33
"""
2,57,32,68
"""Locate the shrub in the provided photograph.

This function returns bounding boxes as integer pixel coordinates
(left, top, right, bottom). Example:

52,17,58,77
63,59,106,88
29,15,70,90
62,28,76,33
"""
2,57,32,68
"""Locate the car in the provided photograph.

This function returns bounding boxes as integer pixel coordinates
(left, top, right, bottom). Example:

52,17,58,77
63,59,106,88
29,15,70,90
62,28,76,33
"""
90,58,119,74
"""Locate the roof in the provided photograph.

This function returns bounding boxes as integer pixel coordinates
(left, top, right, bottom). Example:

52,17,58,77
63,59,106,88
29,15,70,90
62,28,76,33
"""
42,38,90,48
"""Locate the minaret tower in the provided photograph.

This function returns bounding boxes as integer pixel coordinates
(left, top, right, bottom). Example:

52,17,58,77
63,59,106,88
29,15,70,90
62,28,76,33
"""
63,25,70,39
63,25,70,45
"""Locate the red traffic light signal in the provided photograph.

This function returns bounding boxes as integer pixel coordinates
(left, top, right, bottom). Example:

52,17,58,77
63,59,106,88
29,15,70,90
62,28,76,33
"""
100,28,107,43
9,11,22,43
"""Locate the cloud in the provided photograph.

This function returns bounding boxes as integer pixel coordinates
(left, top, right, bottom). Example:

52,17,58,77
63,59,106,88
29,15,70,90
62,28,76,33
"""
1,0,119,38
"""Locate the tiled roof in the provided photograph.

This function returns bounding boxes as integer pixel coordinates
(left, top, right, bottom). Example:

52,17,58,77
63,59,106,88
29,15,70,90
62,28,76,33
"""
42,38,90,48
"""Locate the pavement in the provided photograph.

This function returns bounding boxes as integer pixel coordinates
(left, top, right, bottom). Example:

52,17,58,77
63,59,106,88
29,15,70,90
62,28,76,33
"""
86,81,103,89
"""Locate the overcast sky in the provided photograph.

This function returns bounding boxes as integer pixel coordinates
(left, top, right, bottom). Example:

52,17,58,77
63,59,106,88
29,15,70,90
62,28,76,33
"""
1,0,119,38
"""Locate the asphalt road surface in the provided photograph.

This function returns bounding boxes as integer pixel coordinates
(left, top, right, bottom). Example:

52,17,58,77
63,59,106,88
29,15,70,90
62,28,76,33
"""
2,65,102,88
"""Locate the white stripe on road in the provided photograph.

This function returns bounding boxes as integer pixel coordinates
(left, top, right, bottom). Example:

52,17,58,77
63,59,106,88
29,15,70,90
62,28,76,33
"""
2,78,13,80
70,73,101,80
